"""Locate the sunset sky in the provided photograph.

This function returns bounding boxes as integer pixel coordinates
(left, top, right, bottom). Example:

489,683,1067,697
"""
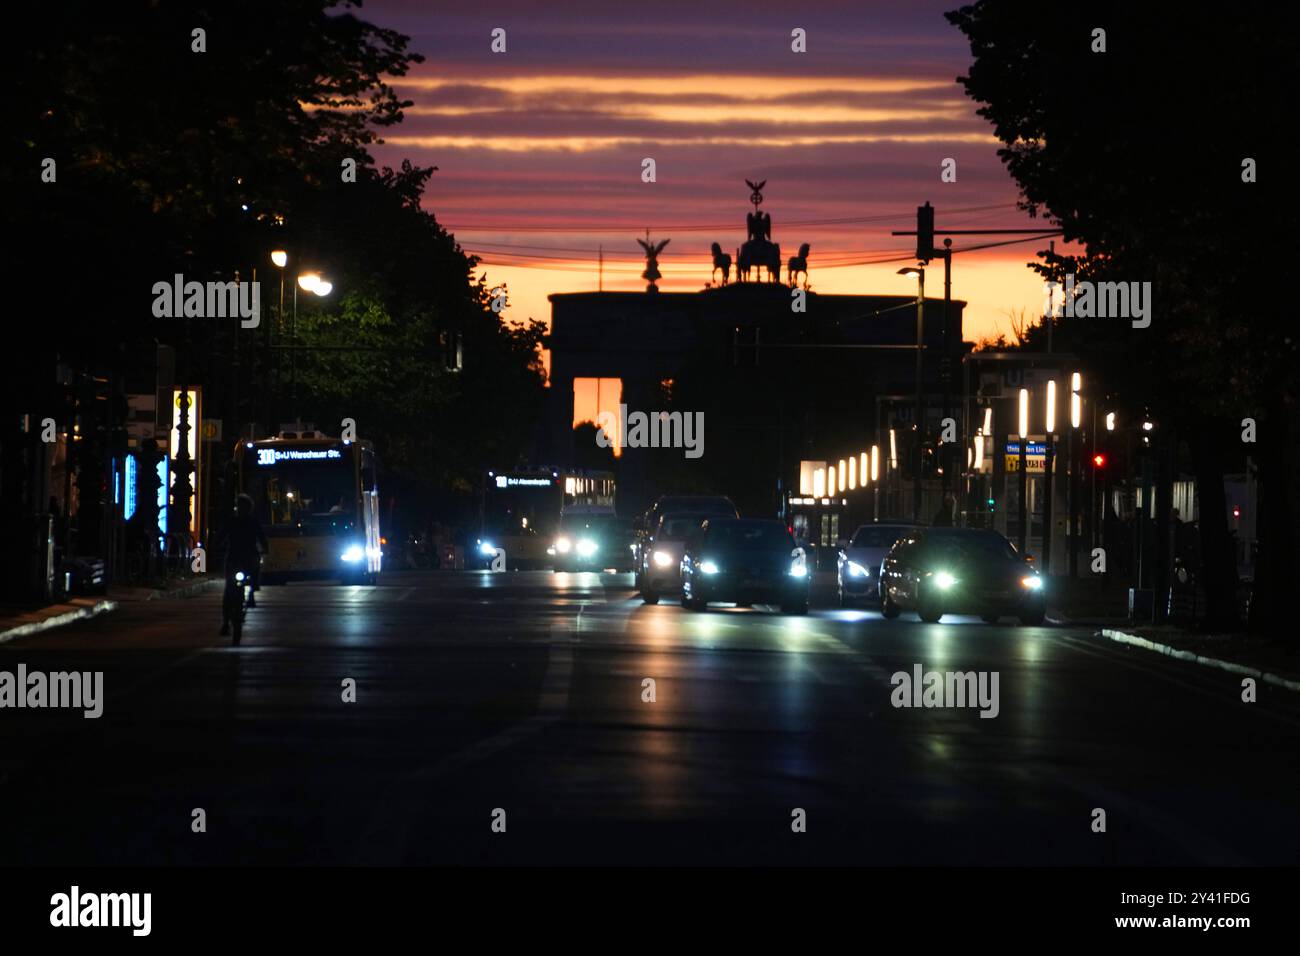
365,0,1064,350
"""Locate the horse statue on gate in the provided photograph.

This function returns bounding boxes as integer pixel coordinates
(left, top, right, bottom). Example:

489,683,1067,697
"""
710,242,731,285
787,243,811,289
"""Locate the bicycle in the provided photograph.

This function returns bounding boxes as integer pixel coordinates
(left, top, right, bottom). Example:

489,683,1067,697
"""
222,569,253,645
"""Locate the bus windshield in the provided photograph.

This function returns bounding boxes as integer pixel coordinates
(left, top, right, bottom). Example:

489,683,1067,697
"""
482,479,562,539
243,449,357,537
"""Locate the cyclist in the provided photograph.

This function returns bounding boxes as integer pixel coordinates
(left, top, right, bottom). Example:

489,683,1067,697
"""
218,493,267,636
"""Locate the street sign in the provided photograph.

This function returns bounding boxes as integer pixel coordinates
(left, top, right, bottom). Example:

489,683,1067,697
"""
201,419,222,442
1004,439,1046,473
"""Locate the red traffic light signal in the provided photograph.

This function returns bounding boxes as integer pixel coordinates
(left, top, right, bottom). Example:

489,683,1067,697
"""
1092,453,1107,468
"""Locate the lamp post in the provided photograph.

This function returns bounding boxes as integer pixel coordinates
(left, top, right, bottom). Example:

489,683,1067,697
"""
270,251,287,433
1017,387,1029,555
291,271,332,424
898,267,924,523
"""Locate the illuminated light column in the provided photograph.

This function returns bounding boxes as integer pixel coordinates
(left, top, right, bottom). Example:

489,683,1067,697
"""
1018,387,1029,555
871,445,880,521
1069,372,1083,577
1043,381,1057,574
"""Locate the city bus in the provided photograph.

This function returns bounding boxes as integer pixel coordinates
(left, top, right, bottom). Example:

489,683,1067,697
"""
476,468,615,569
235,431,381,584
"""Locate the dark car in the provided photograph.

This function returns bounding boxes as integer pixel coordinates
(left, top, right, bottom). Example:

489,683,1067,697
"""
879,528,1045,625
636,512,711,603
633,495,739,574
837,523,917,606
680,518,809,615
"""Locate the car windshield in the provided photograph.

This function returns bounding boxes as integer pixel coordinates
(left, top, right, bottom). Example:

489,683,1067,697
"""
851,526,912,548
660,497,737,517
923,532,1020,564
660,515,707,539
706,523,795,551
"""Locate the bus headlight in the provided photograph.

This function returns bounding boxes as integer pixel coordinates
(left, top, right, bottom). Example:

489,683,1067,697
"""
653,550,673,568
341,544,365,563
576,538,598,557
555,537,572,554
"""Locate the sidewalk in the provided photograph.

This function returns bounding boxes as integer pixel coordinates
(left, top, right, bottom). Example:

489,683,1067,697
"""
1096,623,1300,691
0,576,220,644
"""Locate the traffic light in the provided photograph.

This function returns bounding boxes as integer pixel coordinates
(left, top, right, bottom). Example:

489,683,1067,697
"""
1092,453,1107,469
987,496,995,513
916,202,934,262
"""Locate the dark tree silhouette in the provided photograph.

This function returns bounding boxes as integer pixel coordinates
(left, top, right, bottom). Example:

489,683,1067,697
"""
947,0,1297,633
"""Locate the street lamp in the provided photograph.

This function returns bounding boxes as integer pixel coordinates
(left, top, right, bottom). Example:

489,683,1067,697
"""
269,251,289,433
1068,372,1082,577
286,269,334,423
898,266,925,523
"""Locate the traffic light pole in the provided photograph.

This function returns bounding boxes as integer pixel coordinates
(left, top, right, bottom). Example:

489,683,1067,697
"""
914,269,924,524
895,206,1061,530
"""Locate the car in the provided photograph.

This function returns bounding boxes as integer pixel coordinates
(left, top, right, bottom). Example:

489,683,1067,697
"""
878,527,1046,625
836,523,917,606
549,511,628,571
636,512,711,604
680,518,809,614
632,494,739,574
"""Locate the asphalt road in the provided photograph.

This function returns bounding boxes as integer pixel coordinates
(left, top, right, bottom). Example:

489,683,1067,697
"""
1,570,1296,865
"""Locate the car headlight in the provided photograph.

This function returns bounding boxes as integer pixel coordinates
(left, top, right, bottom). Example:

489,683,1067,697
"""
234,571,246,583
700,560,720,575
478,540,495,556
555,537,572,554
789,562,808,578
653,550,673,568
847,561,869,578
934,571,957,589
341,544,365,562
1021,575,1043,591
576,538,598,557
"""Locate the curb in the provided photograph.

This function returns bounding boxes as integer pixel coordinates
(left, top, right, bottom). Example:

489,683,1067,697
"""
1098,627,1300,693
0,578,220,645
0,599,118,645
141,577,222,601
